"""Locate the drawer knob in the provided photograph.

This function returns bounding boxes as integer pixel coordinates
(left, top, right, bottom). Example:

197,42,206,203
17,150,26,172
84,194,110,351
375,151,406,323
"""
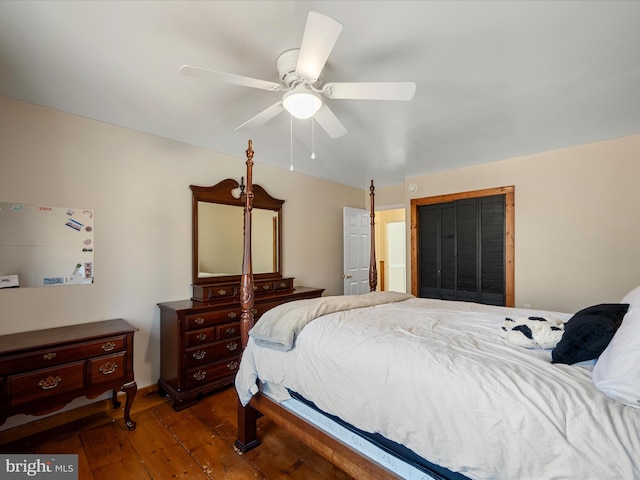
99,362,118,375
43,352,57,360
262,284,271,290
194,317,205,325
196,333,207,341
252,308,258,314
193,350,206,360
39,375,62,390
228,312,237,319
226,342,238,351
217,289,227,295
225,327,236,335
279,282,287,288
102,342,116,352
226,360,239,370
193,370,206,381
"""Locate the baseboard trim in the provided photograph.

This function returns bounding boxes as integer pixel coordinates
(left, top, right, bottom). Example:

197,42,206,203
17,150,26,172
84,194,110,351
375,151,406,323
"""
0,384,159,445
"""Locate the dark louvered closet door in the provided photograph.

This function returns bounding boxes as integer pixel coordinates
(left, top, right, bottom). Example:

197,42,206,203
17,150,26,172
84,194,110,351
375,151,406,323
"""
418,204,440,299
454,198,478,302
479,195,506,305
418,194,506,306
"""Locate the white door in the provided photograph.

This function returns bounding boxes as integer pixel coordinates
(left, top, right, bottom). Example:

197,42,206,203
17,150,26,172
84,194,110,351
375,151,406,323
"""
343,206,371,295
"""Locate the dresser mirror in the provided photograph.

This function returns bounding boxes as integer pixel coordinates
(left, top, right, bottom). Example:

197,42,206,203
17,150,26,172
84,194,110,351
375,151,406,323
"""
0,202,94,288
191,179,284,286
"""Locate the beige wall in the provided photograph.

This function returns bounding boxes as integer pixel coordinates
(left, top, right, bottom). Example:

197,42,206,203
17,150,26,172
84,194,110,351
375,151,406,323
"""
406,134,640,313
366,183,404,208
0,96,363,427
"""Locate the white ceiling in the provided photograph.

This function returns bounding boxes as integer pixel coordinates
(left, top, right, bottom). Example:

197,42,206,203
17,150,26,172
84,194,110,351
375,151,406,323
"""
1,1,639,188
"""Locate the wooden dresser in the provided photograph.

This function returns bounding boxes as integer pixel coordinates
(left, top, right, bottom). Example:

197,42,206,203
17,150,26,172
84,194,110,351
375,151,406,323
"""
158,284,324,411
0,318,138,429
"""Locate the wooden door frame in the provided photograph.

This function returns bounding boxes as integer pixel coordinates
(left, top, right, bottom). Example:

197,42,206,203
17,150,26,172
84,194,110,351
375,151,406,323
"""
410,186,515,307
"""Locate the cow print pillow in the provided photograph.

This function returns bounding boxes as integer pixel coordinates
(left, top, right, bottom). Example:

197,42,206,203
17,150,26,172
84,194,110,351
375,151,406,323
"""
501,316,565,349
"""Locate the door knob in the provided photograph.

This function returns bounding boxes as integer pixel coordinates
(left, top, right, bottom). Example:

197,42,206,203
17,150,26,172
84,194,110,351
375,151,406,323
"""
342,274,352,279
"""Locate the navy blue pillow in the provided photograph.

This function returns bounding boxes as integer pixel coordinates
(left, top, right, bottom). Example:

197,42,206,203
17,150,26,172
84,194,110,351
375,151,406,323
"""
551,303,629,365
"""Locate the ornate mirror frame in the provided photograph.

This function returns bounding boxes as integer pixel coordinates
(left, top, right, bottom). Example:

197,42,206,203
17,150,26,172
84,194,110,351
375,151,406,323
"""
190,178,284,287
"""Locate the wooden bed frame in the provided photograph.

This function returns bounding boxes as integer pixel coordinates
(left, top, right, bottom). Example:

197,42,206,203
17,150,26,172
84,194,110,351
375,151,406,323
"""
234,140,400,480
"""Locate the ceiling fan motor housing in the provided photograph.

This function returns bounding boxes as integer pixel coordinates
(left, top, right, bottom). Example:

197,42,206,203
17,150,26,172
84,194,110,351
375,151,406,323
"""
277,49,307,88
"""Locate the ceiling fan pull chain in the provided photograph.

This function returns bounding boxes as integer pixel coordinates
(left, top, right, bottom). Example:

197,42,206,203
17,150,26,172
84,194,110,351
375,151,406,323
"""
311,119,316,160
290,115,294,171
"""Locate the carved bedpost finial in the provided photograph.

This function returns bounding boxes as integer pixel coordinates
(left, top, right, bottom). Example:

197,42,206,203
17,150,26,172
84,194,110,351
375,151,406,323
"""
246,139,254,162
245,141,254,211
369,180,378,292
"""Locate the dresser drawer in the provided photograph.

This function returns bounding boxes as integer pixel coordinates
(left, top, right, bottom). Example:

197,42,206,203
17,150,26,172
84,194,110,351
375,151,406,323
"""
185,338,241,368
217,322,240,340
88,352,126,387
185,308,242,330
185,327,216,347
185,357,240,389
195,284,237,301
0,336,126,375
272,278,294,291
254,279,275,293
7,362,85,406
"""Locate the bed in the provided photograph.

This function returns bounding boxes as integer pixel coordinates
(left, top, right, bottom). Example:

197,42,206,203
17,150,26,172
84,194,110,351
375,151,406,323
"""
233,141,640,479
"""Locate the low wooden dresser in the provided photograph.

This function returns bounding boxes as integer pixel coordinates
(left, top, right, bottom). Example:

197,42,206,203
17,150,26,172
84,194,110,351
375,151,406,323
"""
0,318,138,429
158,285,324,411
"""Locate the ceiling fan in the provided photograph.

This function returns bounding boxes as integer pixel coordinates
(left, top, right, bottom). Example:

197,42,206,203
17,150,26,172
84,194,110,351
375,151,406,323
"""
180,11,416,139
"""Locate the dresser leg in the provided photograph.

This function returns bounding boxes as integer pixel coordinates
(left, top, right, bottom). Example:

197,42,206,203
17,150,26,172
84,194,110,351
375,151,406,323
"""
121,380,137,430
112,389,121,408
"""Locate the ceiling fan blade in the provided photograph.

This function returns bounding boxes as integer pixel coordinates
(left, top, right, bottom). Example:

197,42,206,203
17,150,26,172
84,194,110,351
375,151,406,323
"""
235,102,285,131
323,82,416,101
295,12,343,82
313,104,347,139
180,65,281,91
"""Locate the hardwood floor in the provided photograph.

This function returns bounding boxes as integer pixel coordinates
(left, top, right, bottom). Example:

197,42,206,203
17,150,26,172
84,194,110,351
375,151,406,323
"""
0,386,355,480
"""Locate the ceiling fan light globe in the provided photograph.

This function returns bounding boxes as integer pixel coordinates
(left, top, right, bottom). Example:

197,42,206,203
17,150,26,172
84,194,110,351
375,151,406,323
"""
282,88,322,119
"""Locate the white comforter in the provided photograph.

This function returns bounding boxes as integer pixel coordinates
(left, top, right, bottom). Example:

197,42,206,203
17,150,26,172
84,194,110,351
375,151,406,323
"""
236,297,640,480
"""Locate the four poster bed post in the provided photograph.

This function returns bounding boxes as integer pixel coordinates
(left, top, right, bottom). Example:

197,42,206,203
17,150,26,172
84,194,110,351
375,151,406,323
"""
236,140,260,451
239,140,255,350
369,179,377,292
234,140,392,479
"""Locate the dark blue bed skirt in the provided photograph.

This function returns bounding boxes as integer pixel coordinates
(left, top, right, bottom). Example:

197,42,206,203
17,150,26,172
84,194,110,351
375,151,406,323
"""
288,390,470,480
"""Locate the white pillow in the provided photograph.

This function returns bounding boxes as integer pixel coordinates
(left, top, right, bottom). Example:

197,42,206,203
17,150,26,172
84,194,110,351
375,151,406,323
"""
592,286,640,408
621,284,640,306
